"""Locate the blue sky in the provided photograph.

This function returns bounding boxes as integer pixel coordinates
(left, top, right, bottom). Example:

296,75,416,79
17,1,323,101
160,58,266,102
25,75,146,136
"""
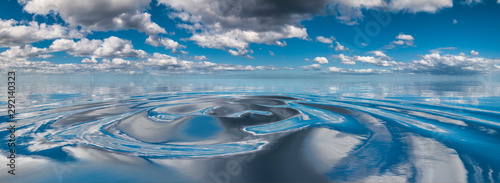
0,0,500,75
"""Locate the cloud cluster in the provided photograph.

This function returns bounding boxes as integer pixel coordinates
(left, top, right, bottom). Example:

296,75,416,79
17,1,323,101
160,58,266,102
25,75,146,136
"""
316,36,335,44
146,35,186,53
0,52,284,74
470,50,479,56
430,47,457,54
334,41,350,52
193,55,208,61
187,25,307,57
326,66,391,74
329,0,453,24
301,64,322,70
386,33,415,49
333,53,402,67
0,19,83,47
159,0,323,56
20,0,165,35
50,36,147,58
394,53,500,75
313,57,329,64
368,51,391,59
0,45,51,58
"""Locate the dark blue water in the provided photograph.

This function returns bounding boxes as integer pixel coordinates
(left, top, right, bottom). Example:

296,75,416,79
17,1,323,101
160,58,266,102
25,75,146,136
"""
1,74,499,182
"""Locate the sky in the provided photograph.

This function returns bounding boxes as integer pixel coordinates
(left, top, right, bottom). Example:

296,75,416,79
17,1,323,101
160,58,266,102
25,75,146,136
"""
1,0,500,75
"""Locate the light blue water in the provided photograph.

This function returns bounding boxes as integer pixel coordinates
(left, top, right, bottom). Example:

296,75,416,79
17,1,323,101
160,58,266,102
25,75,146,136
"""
1,74,500,182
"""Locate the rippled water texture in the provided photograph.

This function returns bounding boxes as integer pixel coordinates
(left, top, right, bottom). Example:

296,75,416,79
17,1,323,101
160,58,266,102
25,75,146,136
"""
1,74,500,182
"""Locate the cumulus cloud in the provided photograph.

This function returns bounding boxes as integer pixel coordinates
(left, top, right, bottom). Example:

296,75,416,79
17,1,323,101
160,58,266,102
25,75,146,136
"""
470,50,479,56
20,0,166,35
301,64,322,70
316,36,335,44
335,54,356,65
0,52,286,74
326,66,391,74
334,41,350,52
388,0,452,13
50,36,147,58
396,33,415,42
81,57,98,64
313,57,329,64
328,0,452,24
269,51,275,56
145,35,186,52
193,55,208,61
188,25,307,57
453,19,458,24
158,0,462,56
333,53,402,67
0,45,51,58
368,50,391,59
386,33,415,49
0,19,83,47
393,53,500,75
159,0,320,56
228,49,254,59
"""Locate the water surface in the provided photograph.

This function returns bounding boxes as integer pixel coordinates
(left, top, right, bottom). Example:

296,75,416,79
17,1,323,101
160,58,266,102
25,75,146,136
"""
1,74,500,182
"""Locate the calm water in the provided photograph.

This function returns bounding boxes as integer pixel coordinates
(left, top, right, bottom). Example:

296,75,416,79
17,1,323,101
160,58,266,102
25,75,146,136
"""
1,73,500,182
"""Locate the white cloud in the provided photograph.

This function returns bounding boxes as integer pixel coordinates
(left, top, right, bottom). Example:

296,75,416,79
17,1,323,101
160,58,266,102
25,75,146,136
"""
276,41,288,47
328,0,452,24
228,49,254,59
396,33,415,41
81,57,98,64
313,57,329,64
393,53,500,75
392,40,405,46
368,51,391,59
388,0,452,13
301,64,322,70
430,47,457,54
269,51,275,56
193,55,208,61
145,35,186,52
335,54,356,65
463,0,483,5
0,19,83,47
159,0,317,57
334,41,350,52
316,36,335,44
50,36,147,58
327,66,391,74
386,33,415,49
453,19,458,24
20,0,166,35
103,58,131,65
157,0,461,56
0,52,286,74
328,0,386,25
0,45,51,58
333,53,402,67
470,50,479,56
188,25,307,57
